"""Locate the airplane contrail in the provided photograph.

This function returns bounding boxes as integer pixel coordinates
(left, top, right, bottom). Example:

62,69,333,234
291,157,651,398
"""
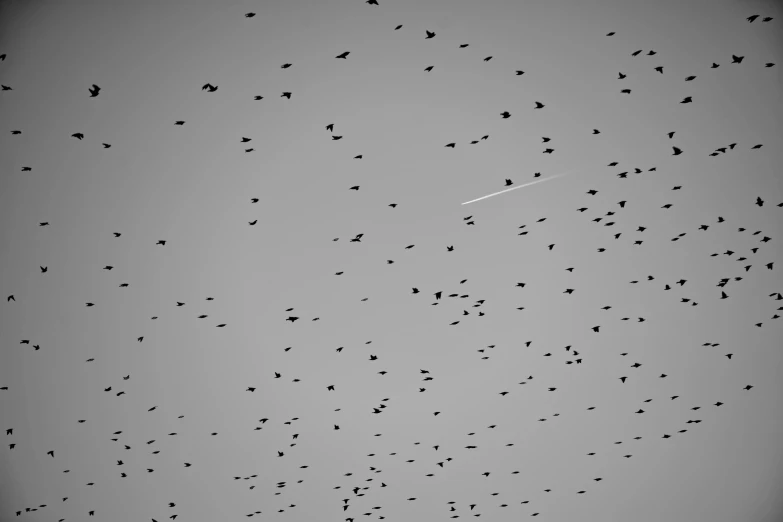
461,172,570,205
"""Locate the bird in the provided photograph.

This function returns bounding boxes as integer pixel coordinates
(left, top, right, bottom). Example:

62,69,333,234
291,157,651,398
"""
425,30,436,39
88,84,101,97
336,52,350,59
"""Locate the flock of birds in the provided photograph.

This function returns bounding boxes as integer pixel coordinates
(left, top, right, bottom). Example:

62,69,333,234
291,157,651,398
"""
1,4,782,522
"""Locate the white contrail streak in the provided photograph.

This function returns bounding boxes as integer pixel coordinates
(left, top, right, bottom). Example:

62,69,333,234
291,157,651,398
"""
461,172,569,205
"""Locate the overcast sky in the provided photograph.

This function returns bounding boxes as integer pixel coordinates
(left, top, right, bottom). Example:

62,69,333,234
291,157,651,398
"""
1,0,782,521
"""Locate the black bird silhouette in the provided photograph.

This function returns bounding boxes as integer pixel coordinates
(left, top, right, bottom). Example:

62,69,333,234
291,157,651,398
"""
336,52,350,59
88,84,101,97
425,30,436,39
731,55,744,63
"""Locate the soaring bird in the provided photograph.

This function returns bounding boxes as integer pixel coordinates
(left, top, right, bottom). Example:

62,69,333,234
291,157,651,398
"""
88,84,101,97
336,52,350,59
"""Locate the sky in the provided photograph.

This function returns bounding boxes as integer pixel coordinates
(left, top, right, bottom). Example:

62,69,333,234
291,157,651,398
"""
0,0,782,521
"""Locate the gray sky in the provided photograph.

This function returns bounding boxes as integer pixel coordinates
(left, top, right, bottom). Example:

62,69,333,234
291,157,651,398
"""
1,0,782,521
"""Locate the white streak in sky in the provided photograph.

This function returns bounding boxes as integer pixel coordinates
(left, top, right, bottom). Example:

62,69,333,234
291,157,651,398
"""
461,172,569,205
